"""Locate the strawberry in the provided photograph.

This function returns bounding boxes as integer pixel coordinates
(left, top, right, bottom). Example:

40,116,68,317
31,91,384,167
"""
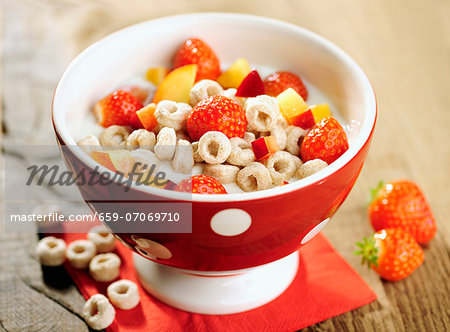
186,95,247,141
173,38,221,81
94,90,143,128
356,228,424,281
263,71,308,100
300,117,349,164
368,180,436,244
174,175,227,194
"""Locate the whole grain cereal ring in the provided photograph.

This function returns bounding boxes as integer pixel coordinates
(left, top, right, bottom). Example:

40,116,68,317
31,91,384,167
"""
298,159,328,179
203,164,240,184
155,100,192,131
99,125,132,146
89,253,121,282
265,151,297,185
87,226,116,253
77,135,101,154
154,127,177,160
276,116,289,129
128,149,160,178
220,88,245,107
291,155,304,171
172,139,194,174
82,294,115,330
198,131,231,164
191,142,203,162
227,137,255,166
237,162,272,192
285,126,308,156
270,127,287,150
35,236,66,266
190,79,224,106
126,129,156,150
107,279,140,310
245,95,280,132
66,239,97,269
243,132,256,144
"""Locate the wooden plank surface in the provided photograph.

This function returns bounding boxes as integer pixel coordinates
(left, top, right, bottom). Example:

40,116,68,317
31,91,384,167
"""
1,0,449,331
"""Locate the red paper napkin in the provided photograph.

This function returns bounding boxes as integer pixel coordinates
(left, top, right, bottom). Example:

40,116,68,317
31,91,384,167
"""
61,231,376,332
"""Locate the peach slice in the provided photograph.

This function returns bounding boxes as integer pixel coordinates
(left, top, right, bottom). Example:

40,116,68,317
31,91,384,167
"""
217,58,251,89
146,67,170,86
235,69,265,97
251,136,279,161
276,88,309,123
90,150,131,174
152,64,197,104
291,104,332,129
91,151,116,172
136,103,158,131
310,104,332,123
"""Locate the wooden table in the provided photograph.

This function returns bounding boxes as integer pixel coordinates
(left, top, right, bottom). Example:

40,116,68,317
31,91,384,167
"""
1,0,449,331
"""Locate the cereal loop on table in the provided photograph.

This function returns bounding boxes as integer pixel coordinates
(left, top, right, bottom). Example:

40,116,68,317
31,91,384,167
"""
35,236,66,266
190,79,224,106
237,162,272,192
155,100,192,131
227,137,255,166
203,164,240,184
89,253,121,282
107,279,140,310
285,126,308,156
82,294,115,330
172,139,194,174
99,125,131,146
198,131,231,164
154,127,177,160
265,151,297,185
88,226,116,253
298,159,328,179
270,127,287,150
126,129,156,150
66,239,96,269
191,141,203,163
245,95,280,132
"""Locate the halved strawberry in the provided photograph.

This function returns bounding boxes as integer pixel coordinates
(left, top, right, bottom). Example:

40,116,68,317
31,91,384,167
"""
173,38,220,81
174,175,227,194
94,90,143,128
263,71,308,100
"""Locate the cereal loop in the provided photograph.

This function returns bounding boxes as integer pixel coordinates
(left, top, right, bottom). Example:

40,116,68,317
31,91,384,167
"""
237,162,272,192
227,137,255,166
89,253,121,282
190,79,224,106
285,126,308,156
198,131,232,164
66,239,97,269
203,164,240,184
126,129,156,150
265,151,297,185
82,294,115,330
107,279,140,310
172,139,194,174
191,141,203,163
128,149,160,178
99,125,131,146
298,159,328,179
155,100,192,131
88,226,116,253
35,236,66,266
245,95,280,132
243,132,256,144
220,88,245,107
154,127,177,160
270,127,287,150
78,135,101,154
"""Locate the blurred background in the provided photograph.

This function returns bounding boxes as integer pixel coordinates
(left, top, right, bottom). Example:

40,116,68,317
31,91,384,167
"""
1,0,449,328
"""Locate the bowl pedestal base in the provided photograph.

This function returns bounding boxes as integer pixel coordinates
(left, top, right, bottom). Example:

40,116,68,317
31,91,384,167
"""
133,251,299,315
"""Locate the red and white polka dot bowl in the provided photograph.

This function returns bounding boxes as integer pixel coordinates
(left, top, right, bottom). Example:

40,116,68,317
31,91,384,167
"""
52,13,376,314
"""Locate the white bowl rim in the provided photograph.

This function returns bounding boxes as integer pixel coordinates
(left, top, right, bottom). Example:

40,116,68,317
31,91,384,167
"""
52,12,377,203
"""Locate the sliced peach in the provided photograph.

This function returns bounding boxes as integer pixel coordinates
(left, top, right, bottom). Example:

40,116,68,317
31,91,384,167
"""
251,136,279,161
310,104,332,123
217,58,251,89
146,67,170,86
152,64,197,104
136,103,158,131
291,109,315,129
276,88,309,123
107,150,131,174
235,69,265,97
91,151,116,172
